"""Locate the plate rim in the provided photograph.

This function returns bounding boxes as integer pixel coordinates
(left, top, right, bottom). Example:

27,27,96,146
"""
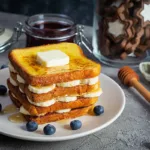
0,69,126,141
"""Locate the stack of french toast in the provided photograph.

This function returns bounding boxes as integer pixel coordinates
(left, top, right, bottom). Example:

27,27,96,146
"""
7,43,102,124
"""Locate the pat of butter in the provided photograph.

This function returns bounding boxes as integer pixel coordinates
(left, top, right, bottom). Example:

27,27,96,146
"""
37,50,69,67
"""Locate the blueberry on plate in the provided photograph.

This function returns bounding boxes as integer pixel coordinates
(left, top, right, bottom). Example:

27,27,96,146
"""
43,124,56,135
94,105,104,116
26,121,38,132
0,64,8,69
70,120,82,130
0,85,7,95
0,104,2,112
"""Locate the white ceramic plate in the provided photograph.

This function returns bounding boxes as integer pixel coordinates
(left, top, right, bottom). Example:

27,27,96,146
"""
0,68,125,141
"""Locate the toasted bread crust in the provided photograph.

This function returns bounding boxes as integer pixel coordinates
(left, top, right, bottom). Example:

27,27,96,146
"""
9,43,101,86
24,106,92,124
9,91,21,108
7,79,98,116
10,72,100,102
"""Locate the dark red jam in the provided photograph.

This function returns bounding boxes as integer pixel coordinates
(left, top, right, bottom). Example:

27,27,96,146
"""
33,22,70,30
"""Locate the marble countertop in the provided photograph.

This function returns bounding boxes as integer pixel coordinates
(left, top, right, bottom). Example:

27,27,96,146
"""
0,12,150,150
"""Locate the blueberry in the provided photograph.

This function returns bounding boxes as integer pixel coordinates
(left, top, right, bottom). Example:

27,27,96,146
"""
0,64,8,69
43,124,56,135
94,105,104,116
0,104,2,112
0,85,7,95
70,120,82,130
26,121,38,132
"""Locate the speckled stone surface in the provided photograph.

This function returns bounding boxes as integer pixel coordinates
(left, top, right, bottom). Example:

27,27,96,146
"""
0,12,150,150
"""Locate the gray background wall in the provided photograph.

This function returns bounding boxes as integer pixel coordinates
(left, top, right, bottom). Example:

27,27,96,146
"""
0,0,94,26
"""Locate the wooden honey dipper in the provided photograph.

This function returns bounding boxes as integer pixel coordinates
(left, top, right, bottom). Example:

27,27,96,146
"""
118,66,150,103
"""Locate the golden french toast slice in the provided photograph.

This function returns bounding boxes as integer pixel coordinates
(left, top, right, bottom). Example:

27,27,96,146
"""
8,80,98,116
9,91,93,124
24,106,92,124
9,43,101,86
10,91,93,124
10,70,100,102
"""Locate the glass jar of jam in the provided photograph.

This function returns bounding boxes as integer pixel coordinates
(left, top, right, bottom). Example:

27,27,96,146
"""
92,0,150,67
24,14,76,47
0,13,91,55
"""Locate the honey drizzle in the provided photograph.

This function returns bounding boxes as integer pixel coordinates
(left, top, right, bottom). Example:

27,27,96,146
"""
1,104,26,123
88,105,95,116
2,104,18,114
57,119,69,124
8,113,26,123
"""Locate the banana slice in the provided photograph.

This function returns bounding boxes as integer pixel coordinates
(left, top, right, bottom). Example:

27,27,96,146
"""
27,97,56,107
56,80,80,87
57,96,77,102
56,109,71,114
83,88,102,98
28,84,56,94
